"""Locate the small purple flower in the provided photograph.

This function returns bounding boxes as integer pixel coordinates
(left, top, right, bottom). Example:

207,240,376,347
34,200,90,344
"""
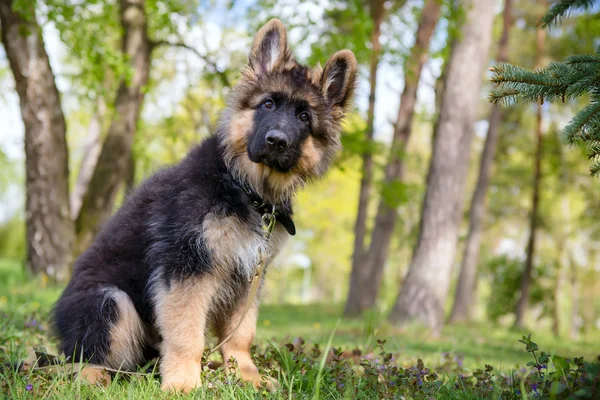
25,319,39,329
530,382,539,396
516,389,521,395
25,384,33,391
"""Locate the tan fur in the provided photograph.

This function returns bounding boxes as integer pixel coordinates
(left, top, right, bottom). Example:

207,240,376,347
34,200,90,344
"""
202,213,264,280
297,136,324,176
217,301,277,390
104,288,146,370
154,276,218,393
203,212,289,280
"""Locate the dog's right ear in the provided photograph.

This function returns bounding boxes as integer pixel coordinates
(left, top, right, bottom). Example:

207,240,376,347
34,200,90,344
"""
249,19,291,75
321,50,357,113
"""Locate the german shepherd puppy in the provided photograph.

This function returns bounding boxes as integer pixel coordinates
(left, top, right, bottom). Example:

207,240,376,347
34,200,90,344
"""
53,19,356,392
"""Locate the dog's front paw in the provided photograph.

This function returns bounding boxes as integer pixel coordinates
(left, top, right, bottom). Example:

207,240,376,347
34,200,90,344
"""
160,376,202,394
256,375,280,392
160,362,202,393
239,365,279,392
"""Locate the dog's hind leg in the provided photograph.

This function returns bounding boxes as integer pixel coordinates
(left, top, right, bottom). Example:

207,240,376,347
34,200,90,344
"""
54,286,145,371
217,301,278,391
103,288,146,370
154,276,216,393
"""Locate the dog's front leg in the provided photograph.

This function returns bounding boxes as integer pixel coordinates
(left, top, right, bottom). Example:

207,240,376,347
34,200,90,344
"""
155,278,215,393
218,300,278,391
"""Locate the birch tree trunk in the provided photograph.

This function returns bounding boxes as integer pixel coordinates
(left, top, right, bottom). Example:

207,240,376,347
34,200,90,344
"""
70,99,106,220
388,0,495,334
448,0,514,323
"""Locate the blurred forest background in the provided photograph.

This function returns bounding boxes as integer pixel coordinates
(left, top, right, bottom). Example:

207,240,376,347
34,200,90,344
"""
0,0,599,341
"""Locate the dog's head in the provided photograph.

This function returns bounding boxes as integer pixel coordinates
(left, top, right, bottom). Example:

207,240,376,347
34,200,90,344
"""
219,19,357,203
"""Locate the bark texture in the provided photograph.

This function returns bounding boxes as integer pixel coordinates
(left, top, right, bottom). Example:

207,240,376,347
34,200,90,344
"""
75,0,151,252
344,0,441,316
514,9,546,328
388,0,495,334
448,0,514,323
0,0,74,281
345,0,386,316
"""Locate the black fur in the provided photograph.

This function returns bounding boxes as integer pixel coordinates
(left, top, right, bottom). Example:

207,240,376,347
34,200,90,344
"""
52,135,286,366
248,92,312,172
52,20,356,382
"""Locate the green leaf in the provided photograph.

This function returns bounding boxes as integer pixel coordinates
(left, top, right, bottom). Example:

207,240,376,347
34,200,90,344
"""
552,355,570,376
526,341,539,352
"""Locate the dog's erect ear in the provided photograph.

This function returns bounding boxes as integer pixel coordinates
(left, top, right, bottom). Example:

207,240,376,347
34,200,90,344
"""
250,19,290,74
321,50,357,110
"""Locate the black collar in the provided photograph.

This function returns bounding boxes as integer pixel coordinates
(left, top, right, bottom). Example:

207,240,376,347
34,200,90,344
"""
240,185,296,236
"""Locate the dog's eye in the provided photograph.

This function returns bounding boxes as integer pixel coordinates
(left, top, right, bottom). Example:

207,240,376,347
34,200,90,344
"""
263,99,274,110
298,111,310,124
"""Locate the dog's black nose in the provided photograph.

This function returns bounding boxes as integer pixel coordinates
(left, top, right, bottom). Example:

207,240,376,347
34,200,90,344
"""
265,130,289,149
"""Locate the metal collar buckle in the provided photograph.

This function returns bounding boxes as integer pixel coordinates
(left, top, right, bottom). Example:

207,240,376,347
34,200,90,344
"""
261,205,277,239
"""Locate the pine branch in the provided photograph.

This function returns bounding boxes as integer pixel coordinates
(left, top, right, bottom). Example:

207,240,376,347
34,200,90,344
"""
563,100,600,144
565,54,600,64
489,63,568,104
491,0,600,175
589,140,600,175
587,140,600,160
541,0,597,28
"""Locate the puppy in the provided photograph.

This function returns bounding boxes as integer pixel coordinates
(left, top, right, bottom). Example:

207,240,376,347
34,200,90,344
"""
53,18,357,392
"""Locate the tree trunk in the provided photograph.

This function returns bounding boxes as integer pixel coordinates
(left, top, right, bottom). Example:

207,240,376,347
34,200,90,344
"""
344,0,442,316
448,0,514,324
514,10,546,328
124,150,136,197
388,0,495,335
552,237,565,336
344,0,386,316
568,254,580,340
75,0,151,252
0,0,74,282
70,98,106,219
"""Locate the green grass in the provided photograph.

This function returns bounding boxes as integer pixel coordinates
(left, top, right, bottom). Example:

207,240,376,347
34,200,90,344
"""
1,258,599,399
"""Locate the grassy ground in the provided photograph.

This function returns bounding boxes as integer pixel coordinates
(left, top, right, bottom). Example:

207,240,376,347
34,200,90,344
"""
1,259,599,399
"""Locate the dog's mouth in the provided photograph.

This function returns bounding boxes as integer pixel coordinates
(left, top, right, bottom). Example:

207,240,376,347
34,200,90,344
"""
260,155,295,173
247,148,297,173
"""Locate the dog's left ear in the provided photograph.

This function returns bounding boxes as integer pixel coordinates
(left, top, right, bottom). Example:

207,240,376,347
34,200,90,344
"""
321,50,357,111
250,18,291,74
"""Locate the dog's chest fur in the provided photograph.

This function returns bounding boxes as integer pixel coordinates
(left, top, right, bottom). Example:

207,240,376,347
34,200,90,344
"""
199,212,288,325
202,211,288,281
